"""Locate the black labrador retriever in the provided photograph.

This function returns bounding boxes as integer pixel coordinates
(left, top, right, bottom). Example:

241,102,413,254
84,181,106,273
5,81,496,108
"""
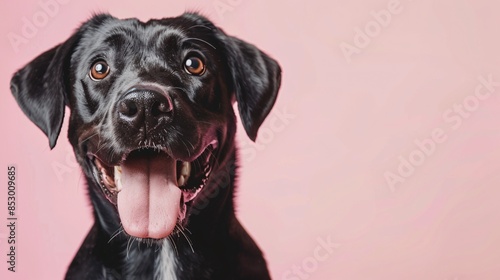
10,12,281,280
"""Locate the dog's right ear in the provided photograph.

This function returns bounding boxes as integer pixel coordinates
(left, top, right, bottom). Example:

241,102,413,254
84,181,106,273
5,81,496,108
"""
10,14,112,149
10,37,77,149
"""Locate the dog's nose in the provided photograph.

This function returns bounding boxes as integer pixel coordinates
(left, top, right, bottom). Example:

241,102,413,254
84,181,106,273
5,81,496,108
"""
117,90,173,130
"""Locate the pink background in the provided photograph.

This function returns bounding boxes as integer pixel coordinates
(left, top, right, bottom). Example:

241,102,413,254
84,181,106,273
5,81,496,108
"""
2,0,500,279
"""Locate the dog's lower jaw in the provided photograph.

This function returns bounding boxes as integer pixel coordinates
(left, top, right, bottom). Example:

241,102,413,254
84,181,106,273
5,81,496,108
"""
88,141,218,239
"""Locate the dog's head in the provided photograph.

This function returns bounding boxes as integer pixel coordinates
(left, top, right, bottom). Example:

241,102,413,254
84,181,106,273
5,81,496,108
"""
10,13,281,239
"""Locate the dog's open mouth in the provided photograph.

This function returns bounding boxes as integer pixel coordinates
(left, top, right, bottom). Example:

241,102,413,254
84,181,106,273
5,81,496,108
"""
90,142,217,239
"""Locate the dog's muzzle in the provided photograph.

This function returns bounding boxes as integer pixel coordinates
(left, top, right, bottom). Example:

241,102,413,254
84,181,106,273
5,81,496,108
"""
87,85,218,239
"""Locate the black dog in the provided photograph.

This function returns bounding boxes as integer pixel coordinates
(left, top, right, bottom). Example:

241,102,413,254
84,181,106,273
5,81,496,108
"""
10,12,281,279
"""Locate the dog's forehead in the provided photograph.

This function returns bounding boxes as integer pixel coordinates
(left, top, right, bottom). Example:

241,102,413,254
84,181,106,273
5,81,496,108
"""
84,17,213,48
90,19,189,47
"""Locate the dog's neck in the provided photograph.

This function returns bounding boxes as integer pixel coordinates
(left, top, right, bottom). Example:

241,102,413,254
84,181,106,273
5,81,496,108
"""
155,241,178,280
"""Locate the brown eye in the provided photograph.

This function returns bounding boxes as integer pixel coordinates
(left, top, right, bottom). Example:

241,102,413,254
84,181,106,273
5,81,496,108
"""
89,60,110,81
184,56,205,75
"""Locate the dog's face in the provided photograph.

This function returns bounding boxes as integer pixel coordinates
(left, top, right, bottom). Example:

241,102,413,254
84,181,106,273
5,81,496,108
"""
11,13,281,240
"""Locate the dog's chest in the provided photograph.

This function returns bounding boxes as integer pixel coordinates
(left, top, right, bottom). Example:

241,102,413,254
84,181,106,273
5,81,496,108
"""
155,241,178,280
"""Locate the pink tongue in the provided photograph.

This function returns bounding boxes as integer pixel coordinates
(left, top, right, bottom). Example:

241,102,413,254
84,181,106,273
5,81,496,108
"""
117,153,181,239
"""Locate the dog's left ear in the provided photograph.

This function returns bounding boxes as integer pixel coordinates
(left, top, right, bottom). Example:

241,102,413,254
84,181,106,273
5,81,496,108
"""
10,30,81,149
223,36,282,141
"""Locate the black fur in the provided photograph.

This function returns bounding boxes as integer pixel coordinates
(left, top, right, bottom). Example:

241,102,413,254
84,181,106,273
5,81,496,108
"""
10,13,281,280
